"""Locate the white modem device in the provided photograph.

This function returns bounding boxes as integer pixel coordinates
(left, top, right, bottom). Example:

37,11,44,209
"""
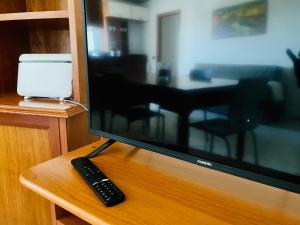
17,54,73,100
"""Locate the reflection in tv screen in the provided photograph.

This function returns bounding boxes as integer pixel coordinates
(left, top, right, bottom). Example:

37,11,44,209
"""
83,0,300,193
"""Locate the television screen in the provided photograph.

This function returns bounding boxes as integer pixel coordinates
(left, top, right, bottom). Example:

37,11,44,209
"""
83,0,300,193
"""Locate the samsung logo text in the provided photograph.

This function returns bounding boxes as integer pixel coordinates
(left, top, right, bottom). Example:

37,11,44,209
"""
197,160,213,167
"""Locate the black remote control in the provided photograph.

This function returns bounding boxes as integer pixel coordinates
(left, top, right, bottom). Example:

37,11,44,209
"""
71,157,125,207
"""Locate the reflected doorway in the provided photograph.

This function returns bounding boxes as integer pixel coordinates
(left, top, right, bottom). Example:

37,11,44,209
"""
157,11,180,75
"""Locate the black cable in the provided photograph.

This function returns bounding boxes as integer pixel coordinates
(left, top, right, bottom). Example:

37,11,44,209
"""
86,139,116,158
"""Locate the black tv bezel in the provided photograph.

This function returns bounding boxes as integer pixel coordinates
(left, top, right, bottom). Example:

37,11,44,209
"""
81,0,300,194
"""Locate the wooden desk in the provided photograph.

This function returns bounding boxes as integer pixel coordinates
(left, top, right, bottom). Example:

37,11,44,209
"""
20,139,300,225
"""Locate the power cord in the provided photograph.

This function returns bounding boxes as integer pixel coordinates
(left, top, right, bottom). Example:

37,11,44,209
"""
63,98,88,111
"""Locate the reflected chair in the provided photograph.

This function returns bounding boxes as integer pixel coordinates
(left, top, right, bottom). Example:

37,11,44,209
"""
110,105,165,138
190,68,219,144
190,69,229,120
287,49,300,88
190,78,267,163
189,68,211,82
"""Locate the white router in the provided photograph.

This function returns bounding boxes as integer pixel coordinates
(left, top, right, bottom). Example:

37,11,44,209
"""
17,54,73,100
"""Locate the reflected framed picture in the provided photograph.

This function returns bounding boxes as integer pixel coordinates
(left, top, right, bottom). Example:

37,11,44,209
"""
212,0,267,39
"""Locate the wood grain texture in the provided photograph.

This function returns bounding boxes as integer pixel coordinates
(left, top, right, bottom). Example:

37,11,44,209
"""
102,0,109,51
0,112,50,128
0,111,92,225
49,117,64,158
26,0,68,11
0,11,68,21
0,0,82,101
60,112,101,154
0,1,70,97
59,117,69,154
0,0,26,13
0,94,84,118
59,112,100,155
29,20,71,54
51,203,61,225
54,204,72,220
0,17,70,96
21,140,300,225
68,0,87,102
65,112,101,153
0,23,30,95
0,1,93,224
0,124,54,225
57,214,90,225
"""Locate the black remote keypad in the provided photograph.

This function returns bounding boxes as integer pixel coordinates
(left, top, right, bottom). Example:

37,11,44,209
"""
71,157,125,207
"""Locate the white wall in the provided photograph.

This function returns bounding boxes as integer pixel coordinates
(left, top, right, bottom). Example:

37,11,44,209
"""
145,0,300,75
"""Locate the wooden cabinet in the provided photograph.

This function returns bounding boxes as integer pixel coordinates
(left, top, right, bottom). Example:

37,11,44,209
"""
0,0,96,224
0,95,97,225
107,1,131,19
107,18,129,55
0,0,87,102
106,0,149,22
0,0,70,96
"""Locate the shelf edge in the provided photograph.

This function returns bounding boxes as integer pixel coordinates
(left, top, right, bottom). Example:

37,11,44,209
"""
0,10,69,22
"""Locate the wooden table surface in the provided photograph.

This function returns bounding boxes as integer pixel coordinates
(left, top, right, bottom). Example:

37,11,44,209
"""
20,139,300,225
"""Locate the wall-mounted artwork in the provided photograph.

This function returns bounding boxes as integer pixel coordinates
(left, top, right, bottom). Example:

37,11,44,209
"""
212,0,267,39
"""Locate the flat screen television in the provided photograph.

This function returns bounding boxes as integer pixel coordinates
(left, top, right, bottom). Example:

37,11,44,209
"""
83,0,300,193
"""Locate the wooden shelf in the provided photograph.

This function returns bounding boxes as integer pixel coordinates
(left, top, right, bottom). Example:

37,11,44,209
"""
0,10,68,22
0,94,84,118
0,1,93,225
57,215,90,225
